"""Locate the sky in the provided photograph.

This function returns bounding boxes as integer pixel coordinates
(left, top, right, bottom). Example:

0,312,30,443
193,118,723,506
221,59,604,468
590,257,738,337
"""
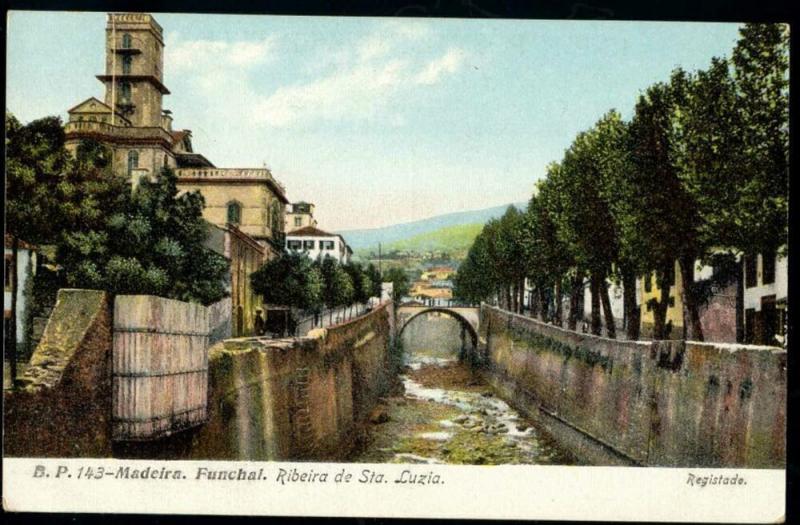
7,12,743,231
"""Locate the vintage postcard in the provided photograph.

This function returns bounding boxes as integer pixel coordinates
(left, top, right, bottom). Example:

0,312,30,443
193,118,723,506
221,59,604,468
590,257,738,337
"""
3,9,788,522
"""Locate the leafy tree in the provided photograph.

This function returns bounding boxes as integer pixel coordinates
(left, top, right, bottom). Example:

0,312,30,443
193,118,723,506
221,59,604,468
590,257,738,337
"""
453,227,498,305
343,261,372,305
317,256,354,322
5,113,69,378
58,167,229,305
383,266,410,303
728,23,789,254
364,263,383,299
251,251,322,312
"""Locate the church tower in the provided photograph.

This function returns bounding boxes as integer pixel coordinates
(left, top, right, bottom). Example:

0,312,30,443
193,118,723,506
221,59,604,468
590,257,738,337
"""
97,13,170,128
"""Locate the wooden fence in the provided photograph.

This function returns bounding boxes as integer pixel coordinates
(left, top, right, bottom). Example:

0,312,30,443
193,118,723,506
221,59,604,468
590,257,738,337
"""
112,295,210,441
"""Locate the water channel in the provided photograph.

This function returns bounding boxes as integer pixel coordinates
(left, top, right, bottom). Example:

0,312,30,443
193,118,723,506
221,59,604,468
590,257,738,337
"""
350,312,578,465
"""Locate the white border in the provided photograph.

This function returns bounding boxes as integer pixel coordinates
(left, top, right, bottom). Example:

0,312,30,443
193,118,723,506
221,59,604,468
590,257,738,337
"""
2,458,786,521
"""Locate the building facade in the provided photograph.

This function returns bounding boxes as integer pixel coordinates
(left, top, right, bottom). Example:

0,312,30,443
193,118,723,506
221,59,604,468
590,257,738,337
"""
4,235,37,346
285,226,352,264
743,251,788,346
63,12,289,259
285,201,318,233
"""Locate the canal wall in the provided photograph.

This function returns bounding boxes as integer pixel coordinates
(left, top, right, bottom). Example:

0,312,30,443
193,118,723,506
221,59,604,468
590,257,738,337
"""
188,302,394,461
5,288,394,461
479,305,786,468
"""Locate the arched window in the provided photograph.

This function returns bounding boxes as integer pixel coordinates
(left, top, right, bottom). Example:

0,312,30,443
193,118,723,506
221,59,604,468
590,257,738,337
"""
120,82,132,103
227,201,242,225
127,150,139,177
122,55,132,75
122,33,132,49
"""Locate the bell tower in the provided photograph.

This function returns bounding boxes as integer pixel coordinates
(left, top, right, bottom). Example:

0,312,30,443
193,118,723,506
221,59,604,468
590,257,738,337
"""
97,13,170,128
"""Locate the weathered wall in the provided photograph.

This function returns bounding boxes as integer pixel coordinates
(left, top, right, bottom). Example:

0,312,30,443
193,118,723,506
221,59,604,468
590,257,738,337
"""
479,305,785,468
4,289,113,457
188,302,394,461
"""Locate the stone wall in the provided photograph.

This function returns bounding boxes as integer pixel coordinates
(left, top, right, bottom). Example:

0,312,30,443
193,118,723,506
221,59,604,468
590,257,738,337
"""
479,305,785,468
4,289,113,457
188,302,394,461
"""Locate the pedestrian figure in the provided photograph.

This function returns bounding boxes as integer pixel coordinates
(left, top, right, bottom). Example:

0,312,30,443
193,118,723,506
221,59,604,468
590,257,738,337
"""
254,309,266,336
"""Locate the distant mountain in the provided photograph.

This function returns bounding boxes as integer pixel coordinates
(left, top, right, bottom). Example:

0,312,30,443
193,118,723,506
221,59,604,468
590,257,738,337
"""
383,222,484,254
338,202,525,252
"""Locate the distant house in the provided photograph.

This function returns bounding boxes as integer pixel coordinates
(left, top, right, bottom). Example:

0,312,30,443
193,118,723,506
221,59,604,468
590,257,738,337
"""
285,226,352,265
4,235,37,348
421,266,455,281
742,250,787,346
285,201,318,233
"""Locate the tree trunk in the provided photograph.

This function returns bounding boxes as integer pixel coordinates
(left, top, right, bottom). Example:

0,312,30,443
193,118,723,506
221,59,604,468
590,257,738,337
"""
651,270,671,340
599,274,616,339
511,283,518,313
622,268,640,340
590,272,602,336
679,255,704,342
505,286,512,311
9,238,19,389
537,288,547,322
568,274,582,331
554,279,563,327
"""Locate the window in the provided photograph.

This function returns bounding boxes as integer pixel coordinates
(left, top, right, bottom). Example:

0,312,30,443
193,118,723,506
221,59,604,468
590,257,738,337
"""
271,202,282,232
287,240,302,250
4,255,12,291
122,33,132,49
303,240,315,250
745,255,757,288
762,250,776,285
127,150,139,177
122,55,132,75
120,82,132,103
294,217,302,227
227,201,242,225
644,273,652,293
322,240,335,250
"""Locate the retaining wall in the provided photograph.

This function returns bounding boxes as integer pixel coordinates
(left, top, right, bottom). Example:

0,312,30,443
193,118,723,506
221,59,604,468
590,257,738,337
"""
188,302,394,461
4,289,113,457
479,305,786,468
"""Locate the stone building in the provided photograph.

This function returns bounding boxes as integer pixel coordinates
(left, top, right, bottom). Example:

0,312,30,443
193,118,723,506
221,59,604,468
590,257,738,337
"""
63,12,289,258
62,12,291,336
743,251,788,346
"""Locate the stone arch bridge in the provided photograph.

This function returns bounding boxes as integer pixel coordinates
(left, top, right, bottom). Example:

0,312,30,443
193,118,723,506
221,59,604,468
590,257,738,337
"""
396,304,481,353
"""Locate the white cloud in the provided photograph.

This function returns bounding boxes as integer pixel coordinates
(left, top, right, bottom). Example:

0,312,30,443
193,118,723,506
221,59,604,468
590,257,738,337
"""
165,32,277,72
415,47,467,85
255,23,466,128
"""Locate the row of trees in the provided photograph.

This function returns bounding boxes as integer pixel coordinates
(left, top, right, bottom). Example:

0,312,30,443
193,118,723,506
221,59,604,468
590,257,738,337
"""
250,252,384,323
454,23,788,341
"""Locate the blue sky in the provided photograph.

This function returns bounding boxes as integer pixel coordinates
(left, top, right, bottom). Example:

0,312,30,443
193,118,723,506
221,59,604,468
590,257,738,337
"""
7,12,743,230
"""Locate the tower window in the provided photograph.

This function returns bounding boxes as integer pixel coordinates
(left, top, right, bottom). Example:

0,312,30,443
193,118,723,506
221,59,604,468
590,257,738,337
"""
122,55,132,75
120,82,132,103
227,202,242,225
127,150,139,177
122,33,132,49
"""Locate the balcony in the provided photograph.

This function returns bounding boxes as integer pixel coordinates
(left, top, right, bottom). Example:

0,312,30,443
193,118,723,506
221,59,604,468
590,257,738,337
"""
64,121,173,146
175,168,287,198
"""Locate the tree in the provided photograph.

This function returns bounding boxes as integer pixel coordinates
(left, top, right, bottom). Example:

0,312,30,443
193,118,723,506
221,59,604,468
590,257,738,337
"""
364,263,382,299
549,125,619,337
5,114,72,384
251,251,322,313
383,267,410,303
343,262,372,305
728,23,789,254
58,167,229,305
318,256,354,322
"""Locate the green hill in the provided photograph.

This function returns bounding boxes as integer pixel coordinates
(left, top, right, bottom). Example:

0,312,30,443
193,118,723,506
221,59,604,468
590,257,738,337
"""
383,222,483,254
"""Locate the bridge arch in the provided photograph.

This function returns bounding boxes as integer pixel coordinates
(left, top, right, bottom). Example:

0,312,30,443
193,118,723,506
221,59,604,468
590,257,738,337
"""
396,306,480,351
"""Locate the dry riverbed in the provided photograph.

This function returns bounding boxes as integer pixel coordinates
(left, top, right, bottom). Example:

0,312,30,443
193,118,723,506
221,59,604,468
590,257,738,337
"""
350,356,577,465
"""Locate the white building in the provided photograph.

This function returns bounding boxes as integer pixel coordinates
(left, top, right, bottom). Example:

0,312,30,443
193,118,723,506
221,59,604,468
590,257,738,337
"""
285,201,318,233
4,235,37,345
285,226,352,264
743,251,787,346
